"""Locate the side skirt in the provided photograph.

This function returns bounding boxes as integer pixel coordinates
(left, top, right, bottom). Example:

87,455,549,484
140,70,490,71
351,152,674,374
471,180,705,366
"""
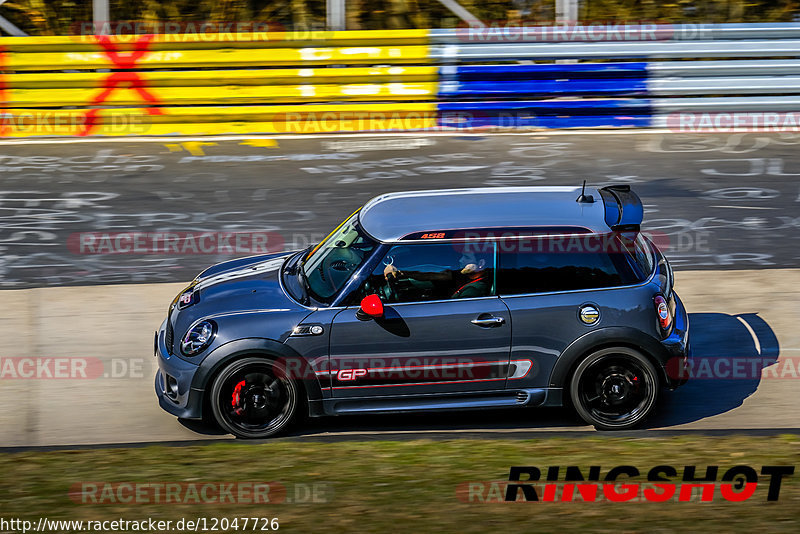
313,388,552,417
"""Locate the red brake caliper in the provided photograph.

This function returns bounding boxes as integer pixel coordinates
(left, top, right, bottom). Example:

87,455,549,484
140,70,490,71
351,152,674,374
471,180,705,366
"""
231,380,246,409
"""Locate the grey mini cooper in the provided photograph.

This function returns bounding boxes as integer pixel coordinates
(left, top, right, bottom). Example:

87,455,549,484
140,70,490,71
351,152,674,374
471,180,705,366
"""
155,186,689,438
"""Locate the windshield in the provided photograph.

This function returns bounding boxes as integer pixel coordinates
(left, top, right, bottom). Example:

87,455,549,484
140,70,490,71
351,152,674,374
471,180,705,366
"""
302,212,377,303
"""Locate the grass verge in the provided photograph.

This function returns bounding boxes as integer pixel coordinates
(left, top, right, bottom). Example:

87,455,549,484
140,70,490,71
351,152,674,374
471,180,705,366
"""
1,435,798,532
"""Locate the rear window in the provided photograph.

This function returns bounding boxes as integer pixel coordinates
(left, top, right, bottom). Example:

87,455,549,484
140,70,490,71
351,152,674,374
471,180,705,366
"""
496,234,651,295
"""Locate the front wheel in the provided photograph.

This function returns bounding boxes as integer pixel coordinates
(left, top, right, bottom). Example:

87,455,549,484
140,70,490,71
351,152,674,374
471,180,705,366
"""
210,357,299,439
569,347,659,431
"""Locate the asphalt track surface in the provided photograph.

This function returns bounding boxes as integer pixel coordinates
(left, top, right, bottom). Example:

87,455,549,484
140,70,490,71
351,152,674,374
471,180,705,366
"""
2,131,800,287
1,131,799,448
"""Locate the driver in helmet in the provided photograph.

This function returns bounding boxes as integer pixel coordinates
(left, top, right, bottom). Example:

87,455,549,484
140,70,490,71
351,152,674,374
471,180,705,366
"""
383,251,491,299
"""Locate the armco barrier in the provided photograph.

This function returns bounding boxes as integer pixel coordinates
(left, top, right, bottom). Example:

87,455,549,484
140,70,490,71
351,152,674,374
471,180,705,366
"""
2,23,800,136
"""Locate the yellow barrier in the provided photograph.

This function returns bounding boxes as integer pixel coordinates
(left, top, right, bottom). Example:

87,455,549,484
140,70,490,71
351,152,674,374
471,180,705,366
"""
0,103,438,136
0,120,439,137
4,67,438,89
2,103,436,121
7,45,432,70
8,83,438,106
0,30,438,137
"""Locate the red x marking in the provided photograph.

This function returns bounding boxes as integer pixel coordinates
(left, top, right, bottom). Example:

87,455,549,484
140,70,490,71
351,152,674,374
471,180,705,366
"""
0,45,8,137
79,34,163,136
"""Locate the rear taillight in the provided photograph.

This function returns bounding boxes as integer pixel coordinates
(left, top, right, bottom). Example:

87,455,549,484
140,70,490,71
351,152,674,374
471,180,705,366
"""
654,294,672,332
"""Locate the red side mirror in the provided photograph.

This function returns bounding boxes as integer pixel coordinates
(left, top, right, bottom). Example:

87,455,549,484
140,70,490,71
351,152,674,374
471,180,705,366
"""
357,294,384,320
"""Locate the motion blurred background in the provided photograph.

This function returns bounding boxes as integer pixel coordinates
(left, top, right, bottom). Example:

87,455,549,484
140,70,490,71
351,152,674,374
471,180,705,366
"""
1,1,799,531
2,0,800,34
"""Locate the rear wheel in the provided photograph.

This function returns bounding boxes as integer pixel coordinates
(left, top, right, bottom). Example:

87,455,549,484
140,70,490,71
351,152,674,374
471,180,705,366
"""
210,357,298,439
569,347,659,431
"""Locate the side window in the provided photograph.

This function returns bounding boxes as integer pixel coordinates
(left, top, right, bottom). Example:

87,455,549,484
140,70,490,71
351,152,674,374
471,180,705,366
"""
497,236,642,295
632,234,655,277
356,242,496,304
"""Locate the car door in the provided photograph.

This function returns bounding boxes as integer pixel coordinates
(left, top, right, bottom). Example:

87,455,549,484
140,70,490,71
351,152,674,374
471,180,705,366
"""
328,242,512,398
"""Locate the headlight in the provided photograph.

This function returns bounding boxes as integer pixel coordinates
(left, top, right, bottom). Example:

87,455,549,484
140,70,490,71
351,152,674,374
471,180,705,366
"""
180,320,216,356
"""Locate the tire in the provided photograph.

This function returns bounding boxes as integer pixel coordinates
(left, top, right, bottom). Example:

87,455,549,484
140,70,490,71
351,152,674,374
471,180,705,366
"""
569,347,659,431
210,357,299,439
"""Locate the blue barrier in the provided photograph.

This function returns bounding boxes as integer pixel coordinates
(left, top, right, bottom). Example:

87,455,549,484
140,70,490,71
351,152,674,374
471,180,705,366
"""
429,23,800,130
438,99,652,113
437,100,653,128
437,114,652,128
444,63,650,80
435,62,651,126
438,79,648,98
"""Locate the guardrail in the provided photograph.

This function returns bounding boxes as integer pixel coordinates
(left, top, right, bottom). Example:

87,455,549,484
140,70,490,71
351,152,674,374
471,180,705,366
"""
1,23,800,136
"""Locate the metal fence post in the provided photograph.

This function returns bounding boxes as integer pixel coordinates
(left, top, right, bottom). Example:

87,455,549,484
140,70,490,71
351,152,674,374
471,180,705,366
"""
0,0,28,36
93,0,109,34
556,0,579,24
327,0,346,30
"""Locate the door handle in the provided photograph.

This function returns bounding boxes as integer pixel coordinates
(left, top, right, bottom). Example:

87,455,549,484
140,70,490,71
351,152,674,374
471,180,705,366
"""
471,315,505,327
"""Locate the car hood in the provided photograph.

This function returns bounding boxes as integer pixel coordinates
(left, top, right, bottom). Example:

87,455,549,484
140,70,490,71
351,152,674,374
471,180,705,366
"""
195,251,292,281
188,252,303,315
169,252,309,340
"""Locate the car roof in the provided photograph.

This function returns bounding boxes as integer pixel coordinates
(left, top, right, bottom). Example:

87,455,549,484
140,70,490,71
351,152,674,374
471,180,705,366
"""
358,187,610,242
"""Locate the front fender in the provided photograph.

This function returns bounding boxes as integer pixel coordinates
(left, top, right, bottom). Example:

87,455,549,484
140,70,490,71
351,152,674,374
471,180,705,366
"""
192,337,324,405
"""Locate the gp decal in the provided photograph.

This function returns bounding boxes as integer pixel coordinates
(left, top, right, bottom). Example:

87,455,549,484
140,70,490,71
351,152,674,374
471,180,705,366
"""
337,369,368,381
79,35,163,136
329,359,534,387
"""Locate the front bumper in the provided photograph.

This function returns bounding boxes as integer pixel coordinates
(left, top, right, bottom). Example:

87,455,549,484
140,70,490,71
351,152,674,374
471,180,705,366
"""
660,292,691,389
154,320,205,419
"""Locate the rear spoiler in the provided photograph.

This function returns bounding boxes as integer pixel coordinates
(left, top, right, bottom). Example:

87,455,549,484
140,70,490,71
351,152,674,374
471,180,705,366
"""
598,185,644,231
